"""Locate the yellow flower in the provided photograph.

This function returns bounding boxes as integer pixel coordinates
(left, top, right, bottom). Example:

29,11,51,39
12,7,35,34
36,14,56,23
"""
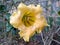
10,3,49,42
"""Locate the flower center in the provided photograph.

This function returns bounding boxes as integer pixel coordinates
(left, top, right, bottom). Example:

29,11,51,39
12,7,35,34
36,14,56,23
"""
22,13,35,27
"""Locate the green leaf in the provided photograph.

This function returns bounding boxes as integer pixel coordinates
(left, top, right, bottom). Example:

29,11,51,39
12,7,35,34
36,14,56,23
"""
0,5,6,12
5,12,19,37
56,20,60,25
5,13,11,20
51,10,55,14
44,26,49,32
48,17,53,28
6,22,13,32
56,17,60,25
12,28,19,36
58,11,60,15
0,21,4,27
57,17,60,20
5,13,12,32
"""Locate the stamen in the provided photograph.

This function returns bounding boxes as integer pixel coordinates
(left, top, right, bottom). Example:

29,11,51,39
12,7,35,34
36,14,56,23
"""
22,13,35,27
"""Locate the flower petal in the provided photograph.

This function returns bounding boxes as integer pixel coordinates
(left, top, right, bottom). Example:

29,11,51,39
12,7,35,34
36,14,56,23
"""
28,4,43,14
17,3,30,14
